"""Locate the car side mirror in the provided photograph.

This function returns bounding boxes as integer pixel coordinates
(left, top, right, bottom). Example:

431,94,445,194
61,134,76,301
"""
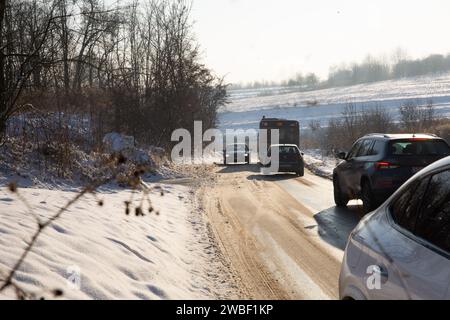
337,152,347,160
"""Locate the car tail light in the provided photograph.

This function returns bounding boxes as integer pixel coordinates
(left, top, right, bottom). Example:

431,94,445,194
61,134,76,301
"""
375,161,400,170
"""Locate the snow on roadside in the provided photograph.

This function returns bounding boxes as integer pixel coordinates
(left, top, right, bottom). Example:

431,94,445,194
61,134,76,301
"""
0,182,237,299
302,149,338,180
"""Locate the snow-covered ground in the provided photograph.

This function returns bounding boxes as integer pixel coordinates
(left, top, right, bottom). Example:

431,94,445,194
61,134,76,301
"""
302,150,337,179
0,182,237,299
219,73,450,131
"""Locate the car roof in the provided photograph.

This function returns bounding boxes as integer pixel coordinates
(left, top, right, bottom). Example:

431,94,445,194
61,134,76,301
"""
261,117,288,121
269,144,298,147
362,133,440,140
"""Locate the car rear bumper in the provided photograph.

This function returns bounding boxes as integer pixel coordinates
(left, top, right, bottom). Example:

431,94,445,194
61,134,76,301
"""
225,153,249,163
278,162,303,172
262,160,303,171
371,176,410,204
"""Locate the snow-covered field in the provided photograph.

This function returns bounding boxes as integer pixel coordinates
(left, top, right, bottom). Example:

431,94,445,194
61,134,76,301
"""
219,73,450,131
0,182,236,299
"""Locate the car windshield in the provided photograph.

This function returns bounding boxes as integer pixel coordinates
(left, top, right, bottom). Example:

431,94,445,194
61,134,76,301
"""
388,139,450,156
271,146,299,154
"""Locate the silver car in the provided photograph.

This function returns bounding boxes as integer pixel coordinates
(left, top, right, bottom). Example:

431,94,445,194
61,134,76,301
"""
339,156,450,300
223,143,250,165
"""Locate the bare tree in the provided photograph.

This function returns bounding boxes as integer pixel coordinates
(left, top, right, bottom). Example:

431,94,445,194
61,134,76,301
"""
399,100,435,132
0,0,60,139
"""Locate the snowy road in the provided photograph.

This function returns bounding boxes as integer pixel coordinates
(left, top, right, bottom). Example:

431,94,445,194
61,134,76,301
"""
202,164,363,299
203,73,450,299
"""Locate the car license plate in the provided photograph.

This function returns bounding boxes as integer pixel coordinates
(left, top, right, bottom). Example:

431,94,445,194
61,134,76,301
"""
412,167,423,174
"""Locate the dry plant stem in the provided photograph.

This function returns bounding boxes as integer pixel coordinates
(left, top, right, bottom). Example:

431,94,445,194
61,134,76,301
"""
0,168,159,297
15,191,41,225
0,174,117,293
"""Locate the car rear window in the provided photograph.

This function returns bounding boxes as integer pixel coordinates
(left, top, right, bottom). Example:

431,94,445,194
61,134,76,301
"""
388,139,450,156
228,144,248,151
273,146,299,154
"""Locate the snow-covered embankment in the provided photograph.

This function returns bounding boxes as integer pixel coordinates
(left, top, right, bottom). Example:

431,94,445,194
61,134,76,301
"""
0,180,236,299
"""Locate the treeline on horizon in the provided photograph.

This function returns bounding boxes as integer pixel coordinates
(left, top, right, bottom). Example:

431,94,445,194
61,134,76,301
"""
231,52,450,90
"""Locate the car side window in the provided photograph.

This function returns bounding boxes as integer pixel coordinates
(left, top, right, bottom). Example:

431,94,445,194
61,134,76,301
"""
356,139,374,157
414,170,450,253
347,141,363,160
391,177,430,232
368,140,384,156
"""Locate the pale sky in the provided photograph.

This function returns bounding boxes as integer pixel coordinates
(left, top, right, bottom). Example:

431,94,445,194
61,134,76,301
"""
191,0,450,84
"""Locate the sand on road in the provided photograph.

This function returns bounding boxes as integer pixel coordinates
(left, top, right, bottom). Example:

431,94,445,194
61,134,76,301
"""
200,164,364,300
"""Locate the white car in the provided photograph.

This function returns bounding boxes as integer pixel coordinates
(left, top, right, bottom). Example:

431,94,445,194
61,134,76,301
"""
339,156,450,300
223,143,250,165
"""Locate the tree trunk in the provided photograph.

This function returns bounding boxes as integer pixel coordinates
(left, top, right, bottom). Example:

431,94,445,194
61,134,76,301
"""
60,0,70,93
0,0,7,129
0,114,6,142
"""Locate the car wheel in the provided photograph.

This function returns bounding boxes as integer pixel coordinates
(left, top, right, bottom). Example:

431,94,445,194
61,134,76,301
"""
296,166,304,177
361,181,375,213
333,175,349,207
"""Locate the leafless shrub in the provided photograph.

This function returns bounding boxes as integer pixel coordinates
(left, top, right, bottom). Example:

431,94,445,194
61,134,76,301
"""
399,99,436,132
432,120,450,144
301,120,328,151
308,103,395,153
361,106,393,133
305,99,319,107
305,101,450,158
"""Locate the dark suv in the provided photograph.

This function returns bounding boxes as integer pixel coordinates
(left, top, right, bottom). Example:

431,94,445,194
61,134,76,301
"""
333,133,450,212
263,144,305,176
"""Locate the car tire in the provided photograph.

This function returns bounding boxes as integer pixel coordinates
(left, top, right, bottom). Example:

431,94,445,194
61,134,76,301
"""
333,175,349,207
361,180,375,213
296,166,304,177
